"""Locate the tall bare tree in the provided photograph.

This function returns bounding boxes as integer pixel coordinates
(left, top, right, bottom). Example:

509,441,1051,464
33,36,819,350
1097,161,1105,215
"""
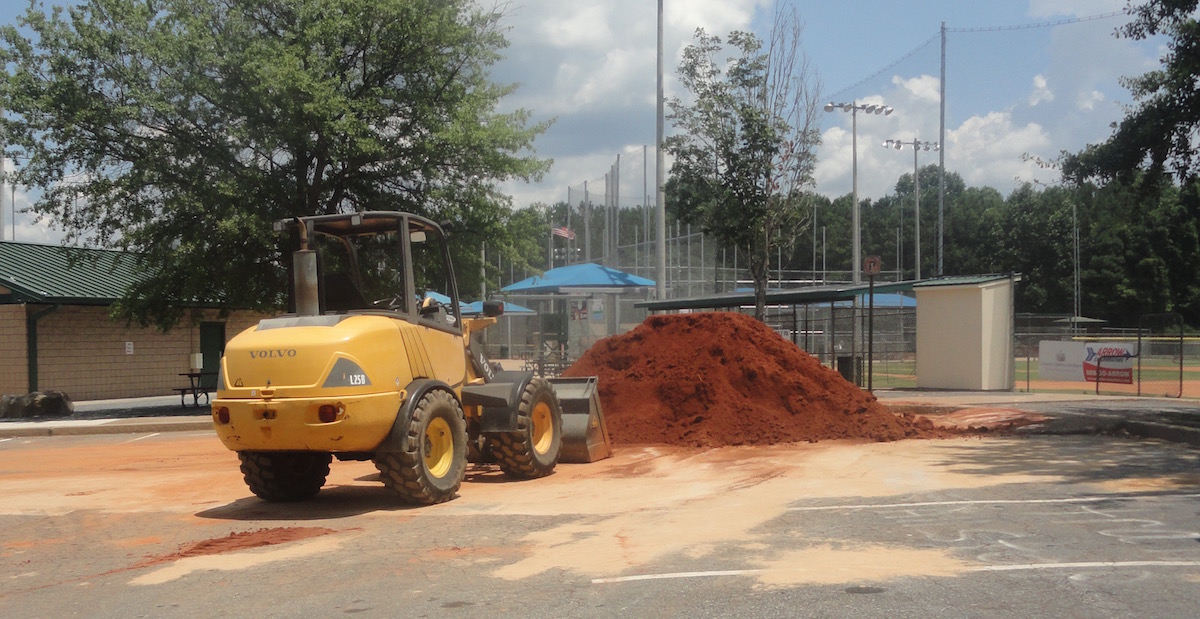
665,6,821,319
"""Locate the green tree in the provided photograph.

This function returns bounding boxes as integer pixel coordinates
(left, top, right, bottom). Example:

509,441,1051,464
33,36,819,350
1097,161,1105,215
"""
941,183,1002,277
1057,0,1200,326
0,0,550,328
1063,0,1200,186
664,7,822,319
492,204,554,289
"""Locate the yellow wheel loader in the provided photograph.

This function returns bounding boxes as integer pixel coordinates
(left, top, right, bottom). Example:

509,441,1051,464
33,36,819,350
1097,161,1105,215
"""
211,212,610,505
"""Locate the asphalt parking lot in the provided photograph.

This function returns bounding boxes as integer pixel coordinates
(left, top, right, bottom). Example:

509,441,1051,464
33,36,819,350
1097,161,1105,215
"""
2,393,1200,618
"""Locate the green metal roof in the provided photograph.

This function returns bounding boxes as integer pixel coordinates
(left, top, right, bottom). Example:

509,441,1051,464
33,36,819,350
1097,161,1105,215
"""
0,241,142,305
912,274,1020,288
635,280,917,312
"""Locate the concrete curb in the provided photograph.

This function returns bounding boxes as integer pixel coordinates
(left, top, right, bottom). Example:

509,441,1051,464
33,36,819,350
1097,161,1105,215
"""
889,402,1200,447
0,416,213,438
4,402,1200,447
1115,419,1200,447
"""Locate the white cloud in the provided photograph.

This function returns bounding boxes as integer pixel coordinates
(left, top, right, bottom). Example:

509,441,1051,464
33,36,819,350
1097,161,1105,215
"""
538,5,614,50
1029,74,1054,106
947,111,1052,190
814,102,906,200
501,144,663,209
1026,0,1127,18
562,47,645,112
815,101,1059,202
497,0,769,209
1076,89,1104,111
663,0,770,35
891,74,941,104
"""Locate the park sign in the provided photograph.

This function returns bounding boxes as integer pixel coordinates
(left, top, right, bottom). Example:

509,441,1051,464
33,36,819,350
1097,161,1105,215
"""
1039,341,1136,384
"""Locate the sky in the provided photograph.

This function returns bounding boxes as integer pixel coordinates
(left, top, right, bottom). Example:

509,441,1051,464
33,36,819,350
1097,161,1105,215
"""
0,0,1168,244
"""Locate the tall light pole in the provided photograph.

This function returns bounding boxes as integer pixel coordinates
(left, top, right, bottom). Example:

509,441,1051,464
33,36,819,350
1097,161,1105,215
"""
883,138,939,280
825,102,893,284
654,0,666,299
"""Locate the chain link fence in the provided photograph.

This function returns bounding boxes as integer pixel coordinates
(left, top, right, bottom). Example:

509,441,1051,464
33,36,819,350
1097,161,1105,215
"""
1017,313,1191,398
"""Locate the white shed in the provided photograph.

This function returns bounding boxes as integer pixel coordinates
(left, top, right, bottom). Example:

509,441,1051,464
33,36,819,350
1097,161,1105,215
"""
915,275,1020,390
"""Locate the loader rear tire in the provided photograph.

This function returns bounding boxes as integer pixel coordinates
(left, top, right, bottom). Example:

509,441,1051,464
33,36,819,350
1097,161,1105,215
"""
373,389,467,505
238,451,331,502
494,377,562,479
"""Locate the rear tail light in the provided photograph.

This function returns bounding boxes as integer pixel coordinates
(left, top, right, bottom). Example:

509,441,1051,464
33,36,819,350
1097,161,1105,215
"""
214,407,230,424
318,404,343,423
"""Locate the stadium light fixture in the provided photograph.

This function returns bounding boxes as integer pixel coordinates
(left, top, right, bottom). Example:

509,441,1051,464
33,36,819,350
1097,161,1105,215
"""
883,138,939,280
825,101,894,284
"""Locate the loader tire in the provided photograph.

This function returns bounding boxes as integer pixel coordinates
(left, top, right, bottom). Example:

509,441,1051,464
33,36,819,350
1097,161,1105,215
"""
373,389,467,505
238,451,331,502
494,377,562,479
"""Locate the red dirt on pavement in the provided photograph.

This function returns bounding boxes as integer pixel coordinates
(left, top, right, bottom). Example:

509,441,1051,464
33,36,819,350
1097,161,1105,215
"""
563,312,949,447
133,527,335,569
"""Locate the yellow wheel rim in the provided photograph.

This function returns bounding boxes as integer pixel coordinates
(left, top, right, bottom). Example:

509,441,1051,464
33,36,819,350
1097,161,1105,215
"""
424,417,454,478
531,401,554,455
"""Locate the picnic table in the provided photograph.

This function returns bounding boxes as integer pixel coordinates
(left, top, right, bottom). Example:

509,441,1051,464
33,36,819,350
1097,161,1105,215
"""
175,371,216,407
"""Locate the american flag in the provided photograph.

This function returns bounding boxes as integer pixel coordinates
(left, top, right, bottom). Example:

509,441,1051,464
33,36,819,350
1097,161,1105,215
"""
552,226,576,240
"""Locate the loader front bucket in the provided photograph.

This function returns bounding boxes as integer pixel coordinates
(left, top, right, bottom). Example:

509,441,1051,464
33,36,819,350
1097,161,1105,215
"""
549,376,612,463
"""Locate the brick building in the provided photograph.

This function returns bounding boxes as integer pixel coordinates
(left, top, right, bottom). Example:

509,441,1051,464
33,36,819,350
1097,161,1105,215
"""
0,241,263,401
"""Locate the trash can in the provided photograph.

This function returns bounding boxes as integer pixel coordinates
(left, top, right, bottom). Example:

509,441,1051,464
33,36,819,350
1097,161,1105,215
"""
837,356,861,385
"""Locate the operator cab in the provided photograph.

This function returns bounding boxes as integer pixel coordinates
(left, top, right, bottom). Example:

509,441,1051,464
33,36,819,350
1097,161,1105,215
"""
276,212,462,332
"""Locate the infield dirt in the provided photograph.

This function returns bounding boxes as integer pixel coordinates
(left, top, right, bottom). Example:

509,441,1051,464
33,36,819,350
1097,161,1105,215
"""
564,312,952,447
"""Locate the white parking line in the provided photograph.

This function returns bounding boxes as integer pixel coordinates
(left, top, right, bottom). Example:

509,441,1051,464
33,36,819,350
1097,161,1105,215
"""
592,569,763,584
787,494,1200,511
0,438,12,443
972,560,1200,572
122,433,161,443
591,561,1200,584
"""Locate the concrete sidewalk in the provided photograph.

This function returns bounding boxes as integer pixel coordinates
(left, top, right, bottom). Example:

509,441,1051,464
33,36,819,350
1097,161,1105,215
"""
4,389,1200,445
876,389,1200,447
0,394,213,437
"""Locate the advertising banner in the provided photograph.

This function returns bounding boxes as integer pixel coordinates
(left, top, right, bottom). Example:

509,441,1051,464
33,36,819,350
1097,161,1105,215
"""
1038,341,1136,384
1083,343,1136,384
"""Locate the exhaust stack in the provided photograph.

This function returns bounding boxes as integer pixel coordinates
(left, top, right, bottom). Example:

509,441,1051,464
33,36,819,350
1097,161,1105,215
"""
293,219,319,316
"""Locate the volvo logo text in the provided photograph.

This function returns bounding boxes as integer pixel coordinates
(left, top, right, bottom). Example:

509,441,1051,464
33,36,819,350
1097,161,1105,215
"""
249,349,297,359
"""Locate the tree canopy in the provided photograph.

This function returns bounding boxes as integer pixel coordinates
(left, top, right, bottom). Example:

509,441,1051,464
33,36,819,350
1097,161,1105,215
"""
664,7,821,320
0,0,550,328
1063,0,1200,187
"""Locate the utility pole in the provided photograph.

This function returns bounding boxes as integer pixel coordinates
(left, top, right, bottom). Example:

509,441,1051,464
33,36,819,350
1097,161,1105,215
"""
655,0,667,299
938,21,947,276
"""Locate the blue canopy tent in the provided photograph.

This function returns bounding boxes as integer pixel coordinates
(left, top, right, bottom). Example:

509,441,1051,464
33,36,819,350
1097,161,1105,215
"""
462,300,537,316
422,290,471,311
461,300,537,364
502,263,655,293
835,293,916,308
500,263,656,372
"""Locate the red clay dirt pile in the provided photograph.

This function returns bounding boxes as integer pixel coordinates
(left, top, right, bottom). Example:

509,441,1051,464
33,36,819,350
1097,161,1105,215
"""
563,312,945,448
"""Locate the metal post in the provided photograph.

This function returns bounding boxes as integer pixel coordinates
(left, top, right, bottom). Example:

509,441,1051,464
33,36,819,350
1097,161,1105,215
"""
914,144,921,281
849,107,860,385
584,180,591,262
851,106,860,285
1073,198,1080,323
868,275,875,391
655,0,667,299
938,21,947,276
812,203,818,283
